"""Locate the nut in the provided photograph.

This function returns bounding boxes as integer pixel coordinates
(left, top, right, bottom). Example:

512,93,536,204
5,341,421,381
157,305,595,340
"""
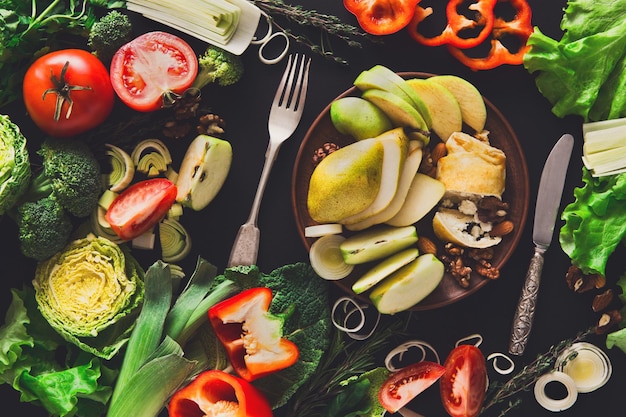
594,309,622,334
312,142,340,166
489,220,514,237
417,236,438,255
430,142,447,165
474,259,500,280
565,266,602,293
592,289,614,312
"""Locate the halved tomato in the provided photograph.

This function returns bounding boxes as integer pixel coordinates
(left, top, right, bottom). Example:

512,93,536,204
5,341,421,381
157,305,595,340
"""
109,31,198,112
379,361,446,413
440,345,487,417
105,178,177,241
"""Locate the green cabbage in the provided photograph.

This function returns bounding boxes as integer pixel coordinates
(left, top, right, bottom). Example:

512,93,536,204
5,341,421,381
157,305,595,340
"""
0,114,31,215
33,234,144,359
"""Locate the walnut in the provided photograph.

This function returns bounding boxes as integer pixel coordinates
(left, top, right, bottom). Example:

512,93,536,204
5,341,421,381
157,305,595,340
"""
474,258,500,280
467,247,494,262
594,309,622,335
197,114,226,136
444,242,464,256
312,142,340,166
477,196,509,223
441,255,472,288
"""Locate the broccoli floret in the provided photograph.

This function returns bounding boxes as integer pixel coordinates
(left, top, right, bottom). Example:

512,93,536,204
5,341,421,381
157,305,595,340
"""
192,45,244,89
28,138,102,218
88,10,133,62
17,196,73,261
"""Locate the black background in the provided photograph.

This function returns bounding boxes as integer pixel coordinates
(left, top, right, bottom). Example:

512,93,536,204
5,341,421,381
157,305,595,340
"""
1,0,624,416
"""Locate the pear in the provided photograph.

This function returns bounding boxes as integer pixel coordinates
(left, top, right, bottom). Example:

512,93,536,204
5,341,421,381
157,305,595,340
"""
352,247,419,294
330,96,393,140
175,135,232,211
428,75,487,133
362,89,430,144
340,127,409,225
307,138,384,223
370,253,444,314
340,224,417,264
386,173,446,227
346,140,422,231
406,78,463,142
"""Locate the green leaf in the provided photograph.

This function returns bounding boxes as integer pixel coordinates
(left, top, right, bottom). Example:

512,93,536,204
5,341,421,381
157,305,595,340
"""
0,289,34,375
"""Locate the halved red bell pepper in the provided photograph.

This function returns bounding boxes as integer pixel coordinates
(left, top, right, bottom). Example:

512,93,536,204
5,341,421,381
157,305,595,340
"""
208,287,299,381
168,370,272,417
448,0,533,70
408,0,497,48
344,0,421,35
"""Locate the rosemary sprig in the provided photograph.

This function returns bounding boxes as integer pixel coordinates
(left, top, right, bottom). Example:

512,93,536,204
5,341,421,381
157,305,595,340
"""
480,327,594,416
251,0,379,65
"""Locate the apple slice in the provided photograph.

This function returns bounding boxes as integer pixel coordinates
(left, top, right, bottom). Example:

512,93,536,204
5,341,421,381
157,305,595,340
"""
369,253,444,314
340,224,418,265
428,75,487,133
406,78,463,142
352,247,419,294
330,96,393,140
386,173,445,227
354,70,419,110
346,140,422,231
175,135,232,211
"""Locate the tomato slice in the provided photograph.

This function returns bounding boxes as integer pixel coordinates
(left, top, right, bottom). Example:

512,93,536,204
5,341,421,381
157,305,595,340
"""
109,31,198,112
440,345,487,417
379,361,446,413
105,178,177,241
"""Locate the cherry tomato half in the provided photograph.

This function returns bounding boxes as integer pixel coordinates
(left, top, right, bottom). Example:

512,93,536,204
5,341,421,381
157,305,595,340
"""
105,178,177,241
440,345,487,417
379,361,446,413
109,31,198,112
22,49,115,137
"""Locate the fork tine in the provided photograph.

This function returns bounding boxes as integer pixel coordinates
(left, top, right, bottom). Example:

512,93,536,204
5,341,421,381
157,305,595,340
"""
273,54,295,107
293,55,311,113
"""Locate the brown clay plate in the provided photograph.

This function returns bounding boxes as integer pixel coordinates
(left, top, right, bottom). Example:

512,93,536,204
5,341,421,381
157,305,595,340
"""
291,72,529,311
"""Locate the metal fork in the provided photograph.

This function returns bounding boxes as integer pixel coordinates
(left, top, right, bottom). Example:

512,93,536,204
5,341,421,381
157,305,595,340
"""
227,54,311,267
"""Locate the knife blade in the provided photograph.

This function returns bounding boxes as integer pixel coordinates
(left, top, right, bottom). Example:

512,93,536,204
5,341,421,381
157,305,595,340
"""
508,134,575,356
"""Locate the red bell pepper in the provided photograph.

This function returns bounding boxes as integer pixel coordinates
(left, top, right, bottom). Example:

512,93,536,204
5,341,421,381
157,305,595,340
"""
408,0,497,48
344,0,421,35
168,370,273,417
447,0,533,70
208,287,299,381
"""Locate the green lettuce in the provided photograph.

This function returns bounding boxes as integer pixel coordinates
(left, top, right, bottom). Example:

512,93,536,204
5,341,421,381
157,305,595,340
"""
559,168,626,275
523,0,626,121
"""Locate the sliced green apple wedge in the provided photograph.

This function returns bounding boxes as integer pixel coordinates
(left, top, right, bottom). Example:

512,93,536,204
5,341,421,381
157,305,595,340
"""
354,70,420,109
340,224,417,265
175,134,232,211
330,96,393,141
386,173,445,227
370,253,444,314
429,75,486,133
352,247,419,294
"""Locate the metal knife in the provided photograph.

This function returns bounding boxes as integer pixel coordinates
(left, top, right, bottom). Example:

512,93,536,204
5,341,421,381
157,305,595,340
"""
508,134,575,356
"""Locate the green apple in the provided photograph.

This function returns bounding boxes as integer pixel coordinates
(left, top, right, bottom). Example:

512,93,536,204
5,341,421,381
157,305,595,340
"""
386,173,445,227
429,75,487,133
406,78,463,142
330,96,393,140
175,134,232,211
340,128,409,225
369,253,444,314
367,65,433,128
352,247,419,294
346,140,422,231
307,138,384,223
354,70,419,109
340,224,417,264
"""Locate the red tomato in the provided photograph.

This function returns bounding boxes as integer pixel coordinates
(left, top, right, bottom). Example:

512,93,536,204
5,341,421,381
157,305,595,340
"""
22,49,114,137
440,345,487,417
379,361,446,413
105,178,177,241
109,31,198,112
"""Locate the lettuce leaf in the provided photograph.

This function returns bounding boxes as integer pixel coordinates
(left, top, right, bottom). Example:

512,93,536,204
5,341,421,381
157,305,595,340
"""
559,168,626,275
523,0,626,121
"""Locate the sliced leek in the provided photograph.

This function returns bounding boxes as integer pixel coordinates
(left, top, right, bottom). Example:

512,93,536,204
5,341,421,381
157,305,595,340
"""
105,144,135,192
159,218,192,262
304,223,343,237
309,235,354,280
582,117,626,176
131,139,173,176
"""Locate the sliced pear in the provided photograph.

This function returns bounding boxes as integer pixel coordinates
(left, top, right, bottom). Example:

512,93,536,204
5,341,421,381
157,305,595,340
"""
370,253,444,314
340,224,417,265
352,247,419,294
406,78,463,142
330,96,393,140
175,134,232,211
432,208,502,248
307,138,384,223
346,140,422,231
386,173,446,227
429,75,487,133
340,128,408,225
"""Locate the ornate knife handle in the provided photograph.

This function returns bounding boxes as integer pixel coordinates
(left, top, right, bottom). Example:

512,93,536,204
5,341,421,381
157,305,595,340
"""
509,247,546,356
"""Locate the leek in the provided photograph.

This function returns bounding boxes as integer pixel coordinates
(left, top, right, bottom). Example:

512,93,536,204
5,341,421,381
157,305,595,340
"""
159,218,192,262
582,116,626,176
105,144,135,192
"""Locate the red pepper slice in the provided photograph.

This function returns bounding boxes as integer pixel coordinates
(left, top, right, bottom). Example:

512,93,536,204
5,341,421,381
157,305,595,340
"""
167,370,273,417
408,0,497,48
344,0,421,35
208,287,299,381
448,0,533,70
